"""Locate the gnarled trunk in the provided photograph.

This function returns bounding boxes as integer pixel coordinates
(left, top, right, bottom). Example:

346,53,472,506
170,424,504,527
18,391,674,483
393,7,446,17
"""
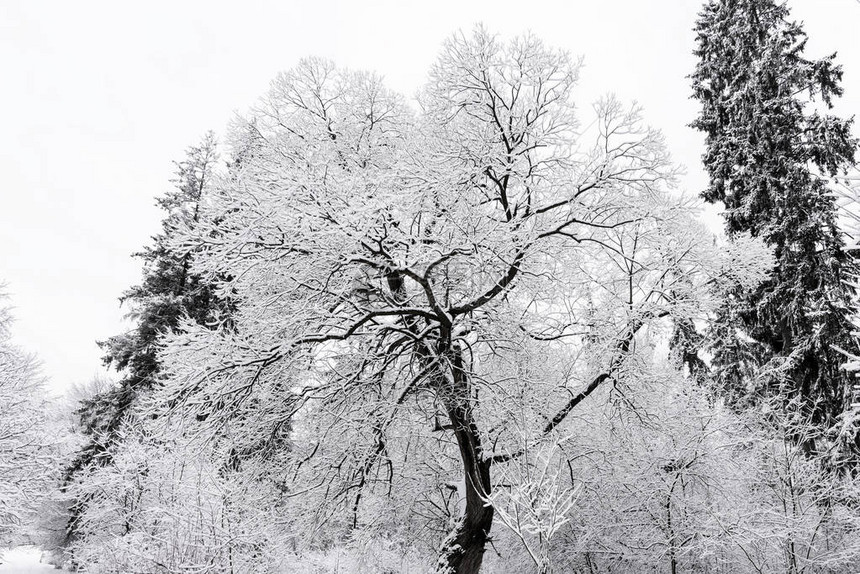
437,362,494,574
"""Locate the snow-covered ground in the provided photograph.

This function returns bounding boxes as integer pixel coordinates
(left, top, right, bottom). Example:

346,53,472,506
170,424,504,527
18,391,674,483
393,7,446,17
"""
0,547,68,573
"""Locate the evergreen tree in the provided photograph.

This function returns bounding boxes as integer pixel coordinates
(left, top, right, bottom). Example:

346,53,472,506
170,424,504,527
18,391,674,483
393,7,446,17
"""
64,133,228,534
691,0,858,457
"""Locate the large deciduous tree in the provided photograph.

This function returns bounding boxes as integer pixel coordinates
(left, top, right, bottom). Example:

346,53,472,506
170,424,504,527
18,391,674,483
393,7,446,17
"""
691,0,859,458
154,29,770,574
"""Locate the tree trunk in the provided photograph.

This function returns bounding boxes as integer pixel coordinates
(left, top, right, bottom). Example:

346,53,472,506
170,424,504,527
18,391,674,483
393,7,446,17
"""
438,395,494,573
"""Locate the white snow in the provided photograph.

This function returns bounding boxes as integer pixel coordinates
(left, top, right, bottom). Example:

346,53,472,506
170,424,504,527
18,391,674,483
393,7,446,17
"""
0,547,68,573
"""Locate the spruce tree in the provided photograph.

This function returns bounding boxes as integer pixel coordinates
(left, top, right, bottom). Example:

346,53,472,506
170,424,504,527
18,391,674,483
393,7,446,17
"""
64,133,228,535
691,0,858,457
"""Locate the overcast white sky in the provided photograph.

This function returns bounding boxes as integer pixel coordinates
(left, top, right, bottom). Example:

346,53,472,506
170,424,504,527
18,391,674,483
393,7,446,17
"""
1,0,858,395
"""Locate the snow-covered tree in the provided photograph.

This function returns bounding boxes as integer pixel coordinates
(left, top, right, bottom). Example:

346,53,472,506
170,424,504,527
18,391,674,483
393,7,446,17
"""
66,423,291,574
691,0,859,458
0,290,58,544
144,28,780,574
64,133,231,546
535,363,860,574
79,132,223,444
833,170,860,461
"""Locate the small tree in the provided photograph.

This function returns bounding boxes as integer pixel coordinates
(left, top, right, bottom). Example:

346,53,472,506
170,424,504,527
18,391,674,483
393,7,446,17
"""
0,290,58,544
486,444,579,574
66,422,289,574
542,363,860,574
